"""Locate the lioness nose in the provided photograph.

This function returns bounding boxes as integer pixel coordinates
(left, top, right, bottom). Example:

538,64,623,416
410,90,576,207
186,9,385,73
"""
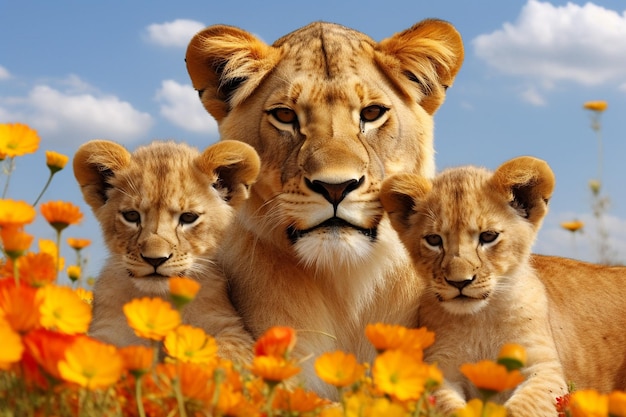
141,255,171,268
445,276,475,290
306,176,364,207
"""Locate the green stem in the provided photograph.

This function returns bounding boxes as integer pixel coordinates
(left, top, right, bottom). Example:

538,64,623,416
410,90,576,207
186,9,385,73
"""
33,172,54,207
55,230,61,283
2,157,15,199
135,376,146,417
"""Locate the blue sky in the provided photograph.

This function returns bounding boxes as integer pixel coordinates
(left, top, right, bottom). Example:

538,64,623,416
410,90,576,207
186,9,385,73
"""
1,0,625,281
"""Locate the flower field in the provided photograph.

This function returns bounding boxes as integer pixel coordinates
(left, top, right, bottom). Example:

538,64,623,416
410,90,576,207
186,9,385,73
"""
0,122,623,416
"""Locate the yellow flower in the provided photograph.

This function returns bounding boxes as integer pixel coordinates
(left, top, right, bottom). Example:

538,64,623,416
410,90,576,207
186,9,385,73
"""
0,316,24,370
583,100,608,112
0,123,40,157
561,220,584,233
1,225,33,258
74,287,93,305
67,237,91,250
163,324,219,364
460,360,524,394
0,199,36,228
39,238,64,271
315,350,365,387
497,343,527,371
58,336,123,389
67,265,81,282
37,284,92,334
372,348,430,401
168,276,201,309
609,391,626,417
118,345,155,377
250,355,301,383
40,201,83,232
123,297,181,341
365,323,435,355
45,150,69,173
570,389,608,417
455,398,507,417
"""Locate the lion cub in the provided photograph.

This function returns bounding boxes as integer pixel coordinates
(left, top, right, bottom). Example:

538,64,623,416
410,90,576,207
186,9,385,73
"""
380,156,569,416
73,139,260,364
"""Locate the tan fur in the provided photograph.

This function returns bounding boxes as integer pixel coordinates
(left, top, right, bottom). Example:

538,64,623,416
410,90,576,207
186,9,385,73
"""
185,20,464,397
381,156,626,416
73,139,260,364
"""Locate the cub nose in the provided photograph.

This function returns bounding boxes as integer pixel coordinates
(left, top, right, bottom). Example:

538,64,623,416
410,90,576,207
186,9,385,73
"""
305,176,364,207
141,254,171,268
445,276,475,290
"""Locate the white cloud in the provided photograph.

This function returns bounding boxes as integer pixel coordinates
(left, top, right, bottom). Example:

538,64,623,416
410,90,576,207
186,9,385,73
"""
0,65,10,80
155,80,217,134
473,1,626,86
144,19,205,48
0,77,153,146
521,86,546,106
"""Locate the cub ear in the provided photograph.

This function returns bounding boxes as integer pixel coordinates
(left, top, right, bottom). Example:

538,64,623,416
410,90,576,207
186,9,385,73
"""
185,25,281,121
196,140,261,207
73,140,131,212
490,156,555,229
377,19,464,115
380,173,433,237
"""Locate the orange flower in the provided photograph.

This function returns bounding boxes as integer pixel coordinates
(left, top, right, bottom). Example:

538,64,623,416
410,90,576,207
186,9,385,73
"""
67,237,91,250
609,391,626,417
163,324,219,364
583,100,608,112
0,122,40,157
254,326,297,358
168,276,201,309
365,323,435,355
250,355,300,383
561,220,584,233
455,398,507,417
569,389,608,417
158,361,215,405
272,386,329,413
0,225,33,258
74,287,93,305
0,199,36,228
372,349,431,401
22,328,78,382
119,345,155,377
13,252,57,287
315,350,365,387
45,150,69,173
37,284,92,334
39,238,64,271
58,336,123,389
0,279,41,332
497,343,527,371
460,360,524,394
0,315,24,369
40,201,83,232
123,297,181,341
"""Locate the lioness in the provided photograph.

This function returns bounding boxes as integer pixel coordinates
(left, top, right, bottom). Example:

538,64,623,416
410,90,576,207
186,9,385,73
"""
73,139,260,363
380,157,626,415
185,20,464,396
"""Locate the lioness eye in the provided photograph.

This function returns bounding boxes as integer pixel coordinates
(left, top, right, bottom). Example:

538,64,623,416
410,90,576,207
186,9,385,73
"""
122,210,140,224
269,108,297,124
360,105,388,122
424,234,443,247
179,212,199,225
479,231,499,244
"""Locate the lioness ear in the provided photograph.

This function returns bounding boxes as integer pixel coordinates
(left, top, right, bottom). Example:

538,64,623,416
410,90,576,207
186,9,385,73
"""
73,140,131,212
380,173,432,236
185,25,281,121
490,156,555,229
197,140,261,207
377,19,464,115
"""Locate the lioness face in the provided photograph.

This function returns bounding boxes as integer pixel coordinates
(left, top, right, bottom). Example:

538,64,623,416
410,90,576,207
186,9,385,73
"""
187,21,464,272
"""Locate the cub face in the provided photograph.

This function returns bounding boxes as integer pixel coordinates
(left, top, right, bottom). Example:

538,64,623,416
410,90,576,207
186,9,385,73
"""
73,140,260,294
380,156,555,315
185,20,464,272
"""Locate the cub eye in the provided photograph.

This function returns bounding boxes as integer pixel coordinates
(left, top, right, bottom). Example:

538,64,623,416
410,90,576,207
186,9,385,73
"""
424,234,443,247
479,231,499,244
122,210,140,224
360,105,388,122
269,108,297,124
179,212,199,225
